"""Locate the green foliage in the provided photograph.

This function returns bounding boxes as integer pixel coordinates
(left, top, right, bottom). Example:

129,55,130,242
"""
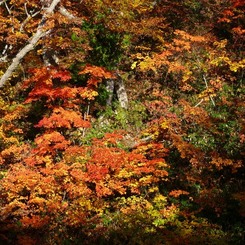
99,100,147,132
82,21,125,70
95,83,111,106
0,0,245,244
78,100,147,146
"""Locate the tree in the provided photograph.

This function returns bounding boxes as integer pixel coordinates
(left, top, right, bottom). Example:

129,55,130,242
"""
0,0,244,244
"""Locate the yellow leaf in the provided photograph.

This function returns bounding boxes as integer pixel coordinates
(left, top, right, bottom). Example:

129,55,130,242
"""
160,121,169,129
131,61,137,69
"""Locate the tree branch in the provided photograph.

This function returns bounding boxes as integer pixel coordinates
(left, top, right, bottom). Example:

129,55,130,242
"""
0,0,7,6
59,6,76,20
20,4,42,32
58,6,84,24
0,0,61,88
203,74,215,106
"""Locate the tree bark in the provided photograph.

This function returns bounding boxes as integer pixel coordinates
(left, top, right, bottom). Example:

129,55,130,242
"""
115,76,128,109
105,74,128,109
106,79,115,107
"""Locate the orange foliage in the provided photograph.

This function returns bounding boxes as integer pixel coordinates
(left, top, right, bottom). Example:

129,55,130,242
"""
0,0,244,243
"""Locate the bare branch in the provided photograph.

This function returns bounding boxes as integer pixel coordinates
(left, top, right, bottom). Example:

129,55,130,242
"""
4,1,11,14
46,0,60,14
58,6,83,24
0,44,12,62
203,74,209,88
203,74,215,106
0,0,7,6
210,95,216,106
0,0,61,88
24,2,30,16
58,6,76,20
20,4,42,32
194,99,204,107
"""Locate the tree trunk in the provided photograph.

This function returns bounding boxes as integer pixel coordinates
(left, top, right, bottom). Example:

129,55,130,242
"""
115,75,128,109
105,74,128,109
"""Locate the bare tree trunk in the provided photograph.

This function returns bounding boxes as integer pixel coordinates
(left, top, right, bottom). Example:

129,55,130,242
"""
115,76,128,109
105,79,115,107
105,74,128,109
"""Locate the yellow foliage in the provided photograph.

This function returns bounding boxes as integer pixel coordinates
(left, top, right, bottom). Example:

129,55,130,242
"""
160,120,169,129
213,39,227,48
131,61,137,69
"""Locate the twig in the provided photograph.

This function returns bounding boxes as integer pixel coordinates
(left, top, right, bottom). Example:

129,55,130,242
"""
203,74,215,106
24,2,29,16
20,8,41,33
209,95,215,106
62,191,66,201
194,99,204,107
202,74,208,88
4,1,11,14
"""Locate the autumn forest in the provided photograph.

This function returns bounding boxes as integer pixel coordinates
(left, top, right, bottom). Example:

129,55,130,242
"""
0,0,244,244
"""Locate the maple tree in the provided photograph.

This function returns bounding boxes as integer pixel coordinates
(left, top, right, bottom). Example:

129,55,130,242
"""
0,0,244,244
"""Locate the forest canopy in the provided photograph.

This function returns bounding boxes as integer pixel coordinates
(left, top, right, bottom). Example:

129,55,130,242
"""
0,0,244,244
